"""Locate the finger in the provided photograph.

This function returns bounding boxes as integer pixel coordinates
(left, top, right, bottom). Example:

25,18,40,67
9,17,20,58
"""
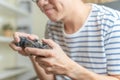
18,50,28,56
9,41,28,55
28,34,39,40
38,62,46,68
36,60,53,74
35,56,45,62
42,39,59,48
35,56,53,67
35,57,48,68
13,32,21,43
25,47,53,57
9,41,22,51
13,32,30,43
45,67,53,74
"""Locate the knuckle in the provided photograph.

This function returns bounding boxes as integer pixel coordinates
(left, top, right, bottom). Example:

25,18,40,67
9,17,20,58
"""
46,51,52,57
45,51,50,56
45,67,52,73
35,50,40,55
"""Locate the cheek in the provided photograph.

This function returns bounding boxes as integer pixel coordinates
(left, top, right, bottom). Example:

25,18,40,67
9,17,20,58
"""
36,3,44,12
55,4,63,13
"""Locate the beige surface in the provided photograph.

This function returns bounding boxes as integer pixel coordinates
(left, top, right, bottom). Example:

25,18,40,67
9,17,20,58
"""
0,0,17,71
0,43,17,71
32,3,48,39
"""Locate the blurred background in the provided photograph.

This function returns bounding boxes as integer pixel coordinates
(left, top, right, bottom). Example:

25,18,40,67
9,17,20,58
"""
0,0,119,80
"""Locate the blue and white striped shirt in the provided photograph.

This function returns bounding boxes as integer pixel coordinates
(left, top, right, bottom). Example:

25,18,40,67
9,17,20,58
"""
45,4,120,80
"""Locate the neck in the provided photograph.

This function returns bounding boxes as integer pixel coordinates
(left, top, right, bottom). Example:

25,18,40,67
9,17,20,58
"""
63,3,92,34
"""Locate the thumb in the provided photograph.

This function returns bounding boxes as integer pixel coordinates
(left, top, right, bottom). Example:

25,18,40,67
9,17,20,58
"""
42,39,59,49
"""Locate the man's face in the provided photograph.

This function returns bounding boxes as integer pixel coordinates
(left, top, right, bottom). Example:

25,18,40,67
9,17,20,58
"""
36,0,72,22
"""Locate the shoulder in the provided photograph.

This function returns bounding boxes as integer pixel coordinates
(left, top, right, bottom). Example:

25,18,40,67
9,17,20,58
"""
93,4,120,20
92,4,120,28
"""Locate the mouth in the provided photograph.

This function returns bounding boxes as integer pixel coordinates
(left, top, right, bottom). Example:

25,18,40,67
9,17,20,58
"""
44,8,55,15
42,5,56,16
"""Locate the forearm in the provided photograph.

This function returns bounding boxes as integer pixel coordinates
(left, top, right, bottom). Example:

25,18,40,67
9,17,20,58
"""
66,62,119,80
29,56,55,80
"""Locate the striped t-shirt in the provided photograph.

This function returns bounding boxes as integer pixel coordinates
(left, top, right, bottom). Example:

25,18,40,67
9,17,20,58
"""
45,4,120,80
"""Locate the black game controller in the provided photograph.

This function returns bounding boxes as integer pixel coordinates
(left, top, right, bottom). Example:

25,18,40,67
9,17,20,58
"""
16,37,48,49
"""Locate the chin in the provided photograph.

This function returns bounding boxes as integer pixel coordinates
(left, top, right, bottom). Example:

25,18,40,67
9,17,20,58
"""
49,17,61,22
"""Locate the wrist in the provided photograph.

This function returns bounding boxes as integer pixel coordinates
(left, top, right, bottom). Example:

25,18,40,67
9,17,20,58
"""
66,61,96,80
65,60,81,79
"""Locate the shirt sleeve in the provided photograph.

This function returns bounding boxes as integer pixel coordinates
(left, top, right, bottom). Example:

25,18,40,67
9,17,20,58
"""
105,19,120,75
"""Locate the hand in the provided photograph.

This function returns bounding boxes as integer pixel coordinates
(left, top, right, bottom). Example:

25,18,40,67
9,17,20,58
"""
24,39,76,75
9,32,39,56
9,32,56,80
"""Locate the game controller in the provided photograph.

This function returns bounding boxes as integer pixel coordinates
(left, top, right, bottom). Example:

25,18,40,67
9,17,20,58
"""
15,37,48,49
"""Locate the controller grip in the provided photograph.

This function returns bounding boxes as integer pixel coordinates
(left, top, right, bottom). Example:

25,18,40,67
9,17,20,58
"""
15,37,48,49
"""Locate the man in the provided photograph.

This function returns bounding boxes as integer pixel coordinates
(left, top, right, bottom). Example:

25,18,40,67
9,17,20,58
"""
9,0,120,80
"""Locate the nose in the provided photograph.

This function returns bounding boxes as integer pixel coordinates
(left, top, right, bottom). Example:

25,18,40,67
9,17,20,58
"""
38,0,49,4
36,0,50,12
37,0,49,7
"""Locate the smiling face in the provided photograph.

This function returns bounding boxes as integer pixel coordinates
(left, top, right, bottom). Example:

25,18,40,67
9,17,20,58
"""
36,0,73,22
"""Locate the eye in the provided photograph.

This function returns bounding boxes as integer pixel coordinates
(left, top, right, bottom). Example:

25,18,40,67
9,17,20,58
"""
32,0,39,3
